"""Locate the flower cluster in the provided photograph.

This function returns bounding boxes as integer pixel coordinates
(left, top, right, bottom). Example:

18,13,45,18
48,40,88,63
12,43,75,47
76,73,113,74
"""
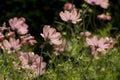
0,17,37,54
59,3,82,24
86,36,115,59
85,0,109,9
0,17,46,78
0,1,118,79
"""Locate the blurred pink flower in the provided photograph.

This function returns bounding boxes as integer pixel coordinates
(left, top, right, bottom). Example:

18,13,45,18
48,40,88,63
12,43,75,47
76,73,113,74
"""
0,24,15,38
40,25,62,46
59,9,82,24
53,45,64,52
97,13,111,20
63,3,75,11
17,52,46,77
9,17,28,35
6,31,15,38
99,0,109,9
0,26,7,32
0,33,4,42
105,37,115,49
91,46,99,59
2,38,21,54
86,36,98,46
86,36,115,59
52,45,65,56
20,34,37,45
96,38,110,52
85,0,97,5
85,0,109,9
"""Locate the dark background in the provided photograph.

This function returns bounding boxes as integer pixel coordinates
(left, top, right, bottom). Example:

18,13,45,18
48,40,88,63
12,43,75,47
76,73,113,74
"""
0,0,120,39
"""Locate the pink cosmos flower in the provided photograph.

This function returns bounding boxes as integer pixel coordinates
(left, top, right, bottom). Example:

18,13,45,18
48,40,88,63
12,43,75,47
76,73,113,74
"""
17,52,46,77
9,17,28,35
85,0,109,9
96,38,110,52
20,34,37,45
2,38,21,54
59,9,82,24
86,36,115,59
63,3,75,11
97,13,111,20
40,25,62,46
